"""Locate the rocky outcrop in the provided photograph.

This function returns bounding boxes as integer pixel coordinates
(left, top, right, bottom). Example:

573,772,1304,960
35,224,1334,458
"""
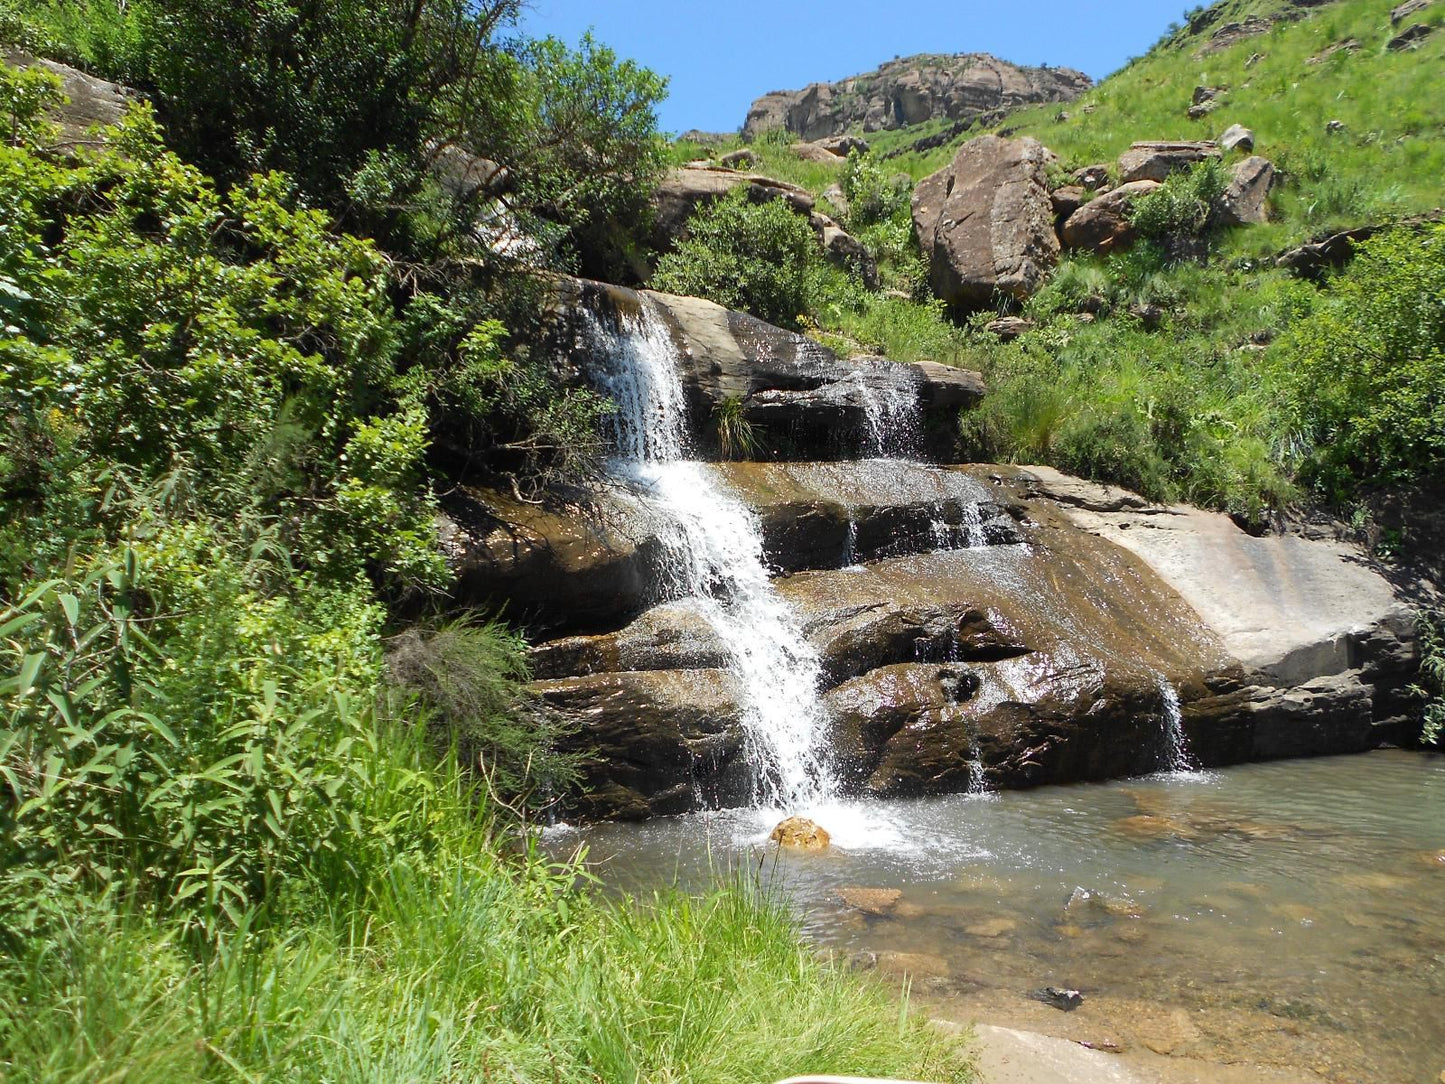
1216,155,1275,226
524,459,1420,819
650,164,815,252
4,49,138,149
743,53,1091,140
1059,181,1160,254
552,279,983,459
912,136,1060,308
1117,141,1221,184
649,163,876,287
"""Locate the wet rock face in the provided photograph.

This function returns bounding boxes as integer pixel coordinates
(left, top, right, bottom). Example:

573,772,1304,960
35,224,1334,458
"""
912,136,1061,308
742,53,1091,140
532,669,750,820
551,279,983,461
524,461,1421,820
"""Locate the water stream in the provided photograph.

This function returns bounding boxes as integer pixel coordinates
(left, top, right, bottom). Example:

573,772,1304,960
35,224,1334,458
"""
585,303,835,810
551,751,1445,1083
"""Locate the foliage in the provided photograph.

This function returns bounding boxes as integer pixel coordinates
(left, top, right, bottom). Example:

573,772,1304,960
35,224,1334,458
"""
0,525,414,940
385,619,582,812
1278,225,1445,496
841,149,911,229
962,254,1305,520
1410,609,1445,746
0,869,977,1083
653,189,820,328
16,1,668,268
1128,157,1228,249
711,396,760,460
0,104,442,590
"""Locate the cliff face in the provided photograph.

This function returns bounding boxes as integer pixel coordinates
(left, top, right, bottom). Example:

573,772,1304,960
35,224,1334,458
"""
742,53,1092,141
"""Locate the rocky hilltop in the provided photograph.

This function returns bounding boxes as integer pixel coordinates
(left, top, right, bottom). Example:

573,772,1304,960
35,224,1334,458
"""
742,53,1092,141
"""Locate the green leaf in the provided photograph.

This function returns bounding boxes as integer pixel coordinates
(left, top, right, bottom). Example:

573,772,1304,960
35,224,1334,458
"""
17,652,45,697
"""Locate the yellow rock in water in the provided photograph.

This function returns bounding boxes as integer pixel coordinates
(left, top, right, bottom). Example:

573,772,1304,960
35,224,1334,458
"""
770,816,830,851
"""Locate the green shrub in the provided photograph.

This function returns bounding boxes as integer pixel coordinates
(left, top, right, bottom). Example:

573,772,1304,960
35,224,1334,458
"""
1412,609,1445,746
1129,158,1227,248
0,527,427,940
385,619,581,811
1279,224,1445,495
652,189,819,328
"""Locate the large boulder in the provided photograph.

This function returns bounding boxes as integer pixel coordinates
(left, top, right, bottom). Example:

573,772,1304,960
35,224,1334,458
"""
811,212,880,289
1216,156,1275,227
1058,180,1161,254
912,136,1060,308
743,53,1091,140
4,49,138,149
1117,140,1221,184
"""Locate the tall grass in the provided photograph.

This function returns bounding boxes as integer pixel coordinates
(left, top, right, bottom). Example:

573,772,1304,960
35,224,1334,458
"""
0,860,975,1083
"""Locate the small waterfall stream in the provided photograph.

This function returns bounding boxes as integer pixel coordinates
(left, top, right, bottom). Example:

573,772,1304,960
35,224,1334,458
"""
1156,677,1197,774
584,303,834,811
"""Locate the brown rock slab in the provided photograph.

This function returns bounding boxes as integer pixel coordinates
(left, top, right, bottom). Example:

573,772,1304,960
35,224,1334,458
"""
1059,180,1161,254
1117,140,1221,184
912,135,1060,307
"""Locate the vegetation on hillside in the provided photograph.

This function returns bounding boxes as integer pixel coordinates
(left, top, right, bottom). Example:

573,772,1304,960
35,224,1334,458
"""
0,5,977,1080
664,0,1443,539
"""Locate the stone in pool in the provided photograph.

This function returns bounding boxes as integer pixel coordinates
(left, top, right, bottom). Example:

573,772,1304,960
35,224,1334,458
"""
770,816,830,850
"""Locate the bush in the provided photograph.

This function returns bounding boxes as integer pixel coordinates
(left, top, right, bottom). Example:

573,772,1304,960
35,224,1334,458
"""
1412,609,1445,746
385,619,582,811
0,526,422,940
1280,224,1445,495
1129,157,1227,250
652,189,819,328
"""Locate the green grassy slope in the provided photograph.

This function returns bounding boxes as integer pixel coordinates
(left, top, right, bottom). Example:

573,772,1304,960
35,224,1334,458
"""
663,0,1444,538
887,0,1443,248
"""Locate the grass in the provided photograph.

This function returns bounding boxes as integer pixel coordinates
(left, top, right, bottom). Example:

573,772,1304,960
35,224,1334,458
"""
939,0,1443,245
0,818,975,1084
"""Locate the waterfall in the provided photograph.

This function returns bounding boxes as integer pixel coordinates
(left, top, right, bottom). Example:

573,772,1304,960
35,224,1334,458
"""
1157,677,1197,774
851,367,921,458
584,302,834,811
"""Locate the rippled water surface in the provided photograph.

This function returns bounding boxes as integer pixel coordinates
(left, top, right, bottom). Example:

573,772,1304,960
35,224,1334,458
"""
551,752,1445,1083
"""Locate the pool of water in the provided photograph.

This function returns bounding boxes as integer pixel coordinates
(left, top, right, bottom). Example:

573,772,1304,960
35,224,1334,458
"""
549,751,1445,1083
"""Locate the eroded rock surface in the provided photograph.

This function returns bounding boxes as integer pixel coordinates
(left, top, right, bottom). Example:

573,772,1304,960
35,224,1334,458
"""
912,136,1060,307
4,50,138,148
524,460,1420,819
743,53,1090,140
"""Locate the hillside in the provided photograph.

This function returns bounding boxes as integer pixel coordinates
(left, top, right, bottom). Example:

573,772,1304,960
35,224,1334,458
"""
659,0,1443,570
742,52,1091,141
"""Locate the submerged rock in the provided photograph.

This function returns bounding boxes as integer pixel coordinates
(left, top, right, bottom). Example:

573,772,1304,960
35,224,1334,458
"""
770,816,831,850
836,886,902,915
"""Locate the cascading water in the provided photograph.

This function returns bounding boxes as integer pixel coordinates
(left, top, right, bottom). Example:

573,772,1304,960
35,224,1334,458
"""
583,302,834,811
1156,677,1197,774
850,367,921,459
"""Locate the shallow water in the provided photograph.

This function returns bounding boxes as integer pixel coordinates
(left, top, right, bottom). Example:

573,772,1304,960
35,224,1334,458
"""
550,751,1445,1083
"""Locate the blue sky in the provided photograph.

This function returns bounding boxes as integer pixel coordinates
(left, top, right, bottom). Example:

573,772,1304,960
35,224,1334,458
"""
516,1,1182,135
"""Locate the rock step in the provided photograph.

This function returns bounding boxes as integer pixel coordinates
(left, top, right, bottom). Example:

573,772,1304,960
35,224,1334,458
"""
533,467,1419,820
443,461,1023,638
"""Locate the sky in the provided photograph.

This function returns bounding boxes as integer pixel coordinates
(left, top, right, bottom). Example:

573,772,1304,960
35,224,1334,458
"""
515,1,1181,136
